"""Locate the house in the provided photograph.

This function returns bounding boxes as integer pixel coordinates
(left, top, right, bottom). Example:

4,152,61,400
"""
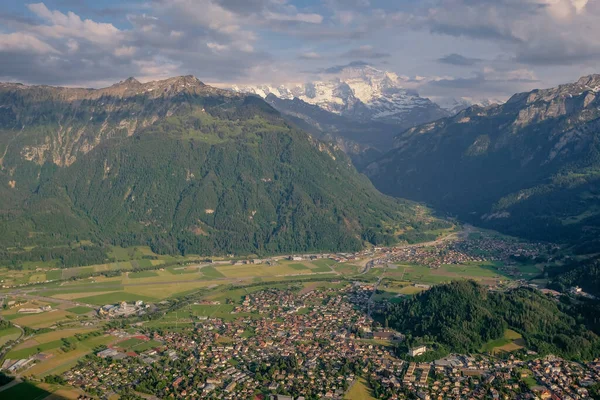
408,345,427,357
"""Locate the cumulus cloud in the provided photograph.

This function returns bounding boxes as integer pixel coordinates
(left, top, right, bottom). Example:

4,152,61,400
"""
0,0,596,100
410,0,600,66
0,32,59,54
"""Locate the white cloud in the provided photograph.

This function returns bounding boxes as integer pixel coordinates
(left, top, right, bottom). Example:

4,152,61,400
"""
263,11,323,24
114,46,137,57
0,32,58,54
27,2,122,46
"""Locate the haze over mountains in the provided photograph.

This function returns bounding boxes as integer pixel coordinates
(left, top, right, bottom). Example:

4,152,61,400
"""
0,76,444,261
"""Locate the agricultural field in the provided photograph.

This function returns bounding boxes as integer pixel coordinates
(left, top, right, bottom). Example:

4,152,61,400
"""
74,291,158,306
66,306,94,315
383,262,507,286
345,378,376,400
128,270,159,279
12,328,97,351
0,325,21,346
9,310,76,329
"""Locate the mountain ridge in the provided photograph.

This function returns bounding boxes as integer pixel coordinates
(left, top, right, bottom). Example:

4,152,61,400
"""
0,76,445,261
232,64,450,126
366,73,600,251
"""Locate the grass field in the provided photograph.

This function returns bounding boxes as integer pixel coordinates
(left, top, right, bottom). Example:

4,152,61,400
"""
75,291,157,305
11,310,73,329
345,378,376,400
13,328,97,350
0,326,21,346
383,262,505,285
128,271,159,279
201,266,226,278
7,338,67,359
21,334,116,378
481,329,524,354
66,306,94,314
289,263,310,271
123,281,217,299
116,338,161,353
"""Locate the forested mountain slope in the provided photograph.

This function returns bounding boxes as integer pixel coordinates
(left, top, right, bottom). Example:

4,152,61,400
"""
367,74,600,252
0,76,440,261
383,281,600,360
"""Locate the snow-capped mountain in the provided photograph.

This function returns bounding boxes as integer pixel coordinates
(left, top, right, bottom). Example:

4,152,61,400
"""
232,64,449,125
435,97,505,116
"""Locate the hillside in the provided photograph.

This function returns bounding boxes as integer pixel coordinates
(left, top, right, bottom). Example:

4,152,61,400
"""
549,257,600,296
383,281,600,359
263,94,398,168
0,76,440,263
367,74,600,251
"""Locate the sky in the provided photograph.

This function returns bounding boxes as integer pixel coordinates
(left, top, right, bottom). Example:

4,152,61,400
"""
0,0,599,101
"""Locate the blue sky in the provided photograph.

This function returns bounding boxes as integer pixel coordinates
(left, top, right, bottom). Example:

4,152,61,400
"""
0,0,599,100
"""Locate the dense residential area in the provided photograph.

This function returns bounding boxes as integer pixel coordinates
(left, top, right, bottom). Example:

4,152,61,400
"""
23,285,598,400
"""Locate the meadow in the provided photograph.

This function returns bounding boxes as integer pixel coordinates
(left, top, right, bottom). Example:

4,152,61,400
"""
345,378,376,400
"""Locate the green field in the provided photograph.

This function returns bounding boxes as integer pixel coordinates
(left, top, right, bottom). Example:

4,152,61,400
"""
289,263,310,271
75,291,157,305
7,338,69,359
0,326,21,346
201,266,226,278
481,329,524,353
129,270,159,279
66,306,94,315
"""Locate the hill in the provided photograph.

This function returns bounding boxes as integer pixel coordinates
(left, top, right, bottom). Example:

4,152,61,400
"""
367,74,600,252
383,281,600,359
549,257,600,296
0,76,442,265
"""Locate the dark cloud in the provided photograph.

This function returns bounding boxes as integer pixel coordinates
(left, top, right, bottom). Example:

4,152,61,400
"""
437,53,482,66
340,45,390,59
323,61,371,74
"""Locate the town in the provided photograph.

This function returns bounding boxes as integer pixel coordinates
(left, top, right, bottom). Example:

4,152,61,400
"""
49,284,599,399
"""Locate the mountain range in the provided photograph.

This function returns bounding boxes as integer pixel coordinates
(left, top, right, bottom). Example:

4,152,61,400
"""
233,64,450,125
366,74,600,252
233,64,456,167
0,76,444,263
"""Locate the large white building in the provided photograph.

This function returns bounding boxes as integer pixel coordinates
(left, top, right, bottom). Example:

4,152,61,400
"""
408,345,428,357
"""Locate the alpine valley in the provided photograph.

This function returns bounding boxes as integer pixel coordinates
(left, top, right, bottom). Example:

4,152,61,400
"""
0,76,447,265
233,63,454,167
367,74,600,254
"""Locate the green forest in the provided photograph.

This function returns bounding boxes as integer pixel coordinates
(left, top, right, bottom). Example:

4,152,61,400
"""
382,280,600,360
0,83,446,263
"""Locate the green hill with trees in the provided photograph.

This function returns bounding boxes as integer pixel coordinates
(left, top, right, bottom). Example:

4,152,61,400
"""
0,76,445,266
382,280,600,360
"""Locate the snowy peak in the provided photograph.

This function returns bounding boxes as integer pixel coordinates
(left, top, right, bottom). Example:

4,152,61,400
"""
435,97,504,116
233,65,449,125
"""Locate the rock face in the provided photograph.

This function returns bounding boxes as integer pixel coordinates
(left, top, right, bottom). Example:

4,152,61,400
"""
0,76,436,256
233,64,449,126
367,74,600,251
